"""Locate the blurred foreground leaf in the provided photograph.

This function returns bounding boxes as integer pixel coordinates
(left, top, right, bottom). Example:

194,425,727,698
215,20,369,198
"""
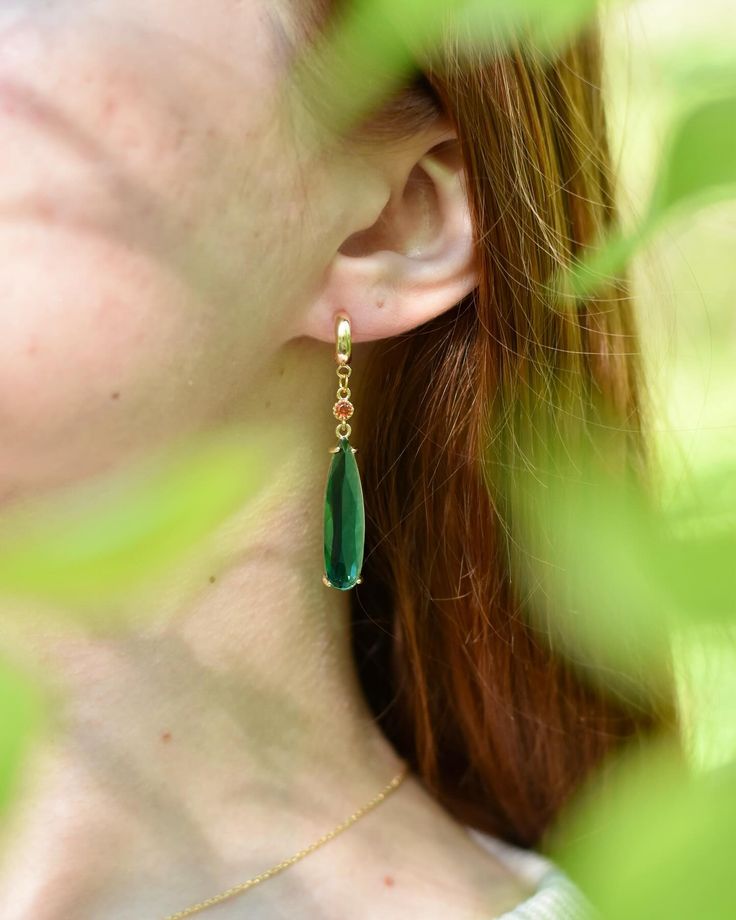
660,43,736,102
565,93,736,299
0,425,276,610
653,94,736,216
553,741,736,919
509,447,736,691
290,0,601,138
455,0,599,53
0,661,46,816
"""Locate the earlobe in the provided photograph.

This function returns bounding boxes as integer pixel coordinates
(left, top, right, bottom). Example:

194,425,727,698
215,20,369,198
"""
305,135,478,344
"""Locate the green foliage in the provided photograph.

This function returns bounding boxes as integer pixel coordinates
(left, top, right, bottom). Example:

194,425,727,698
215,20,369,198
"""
508,441,736,917
567,90,736,298
0,425,274,611
553,742,736,919
453,0,600,52
289,0,603,139
0,425,275,815
0,662,46,816
524,454,736,641
654,94,736,215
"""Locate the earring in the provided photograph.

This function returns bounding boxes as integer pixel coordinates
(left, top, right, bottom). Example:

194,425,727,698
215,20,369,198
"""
322,312,365,590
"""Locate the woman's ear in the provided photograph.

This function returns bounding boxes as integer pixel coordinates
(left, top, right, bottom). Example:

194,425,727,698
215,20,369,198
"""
302,125,478,343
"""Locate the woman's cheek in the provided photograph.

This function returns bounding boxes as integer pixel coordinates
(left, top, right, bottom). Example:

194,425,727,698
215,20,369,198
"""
0,16,276,497
0,221,230,497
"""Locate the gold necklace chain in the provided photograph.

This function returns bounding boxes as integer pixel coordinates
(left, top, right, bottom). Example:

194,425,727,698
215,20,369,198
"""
161,763,409,920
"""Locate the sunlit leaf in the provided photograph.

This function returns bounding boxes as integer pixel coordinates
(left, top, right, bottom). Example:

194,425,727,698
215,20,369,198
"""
676,629,736,771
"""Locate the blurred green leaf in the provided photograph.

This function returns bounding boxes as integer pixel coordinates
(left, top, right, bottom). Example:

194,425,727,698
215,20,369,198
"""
512,459,674,685
0,661,46,816
561,224,649,301
564,92,736,299
455,0,599,53
290,0,602,138
657,461,736,623
659,44,736,102
508,445,736,695
553,742,736,919
0,425,276,610
676,629,736,771
653,94,736,217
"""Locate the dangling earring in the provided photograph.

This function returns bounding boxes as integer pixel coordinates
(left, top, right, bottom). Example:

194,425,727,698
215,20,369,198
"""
322,312,365,590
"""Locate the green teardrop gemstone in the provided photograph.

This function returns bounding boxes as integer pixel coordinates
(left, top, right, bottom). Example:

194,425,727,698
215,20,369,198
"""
323,436,365,590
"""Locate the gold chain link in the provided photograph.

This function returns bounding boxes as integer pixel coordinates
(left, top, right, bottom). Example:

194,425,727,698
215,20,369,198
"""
162,763,409,920
334,362,354,439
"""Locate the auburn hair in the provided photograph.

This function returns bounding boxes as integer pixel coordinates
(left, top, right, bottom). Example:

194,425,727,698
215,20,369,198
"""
294,2,681,849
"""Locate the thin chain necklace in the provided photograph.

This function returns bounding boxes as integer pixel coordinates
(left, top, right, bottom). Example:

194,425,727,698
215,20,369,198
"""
161,762,409,920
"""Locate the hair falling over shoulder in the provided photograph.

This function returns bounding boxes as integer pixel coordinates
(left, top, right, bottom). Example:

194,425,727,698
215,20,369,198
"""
302,2,682,849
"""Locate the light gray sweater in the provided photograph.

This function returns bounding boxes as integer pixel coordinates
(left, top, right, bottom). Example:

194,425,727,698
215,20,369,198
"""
467,829,597,919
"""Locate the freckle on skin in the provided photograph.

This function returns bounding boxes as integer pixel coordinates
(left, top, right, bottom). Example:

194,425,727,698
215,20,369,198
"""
36,199,56,222
161,731,172,743
173,124,188,150
103,97,118,118
377,299,385,309
209,575,216,584
110,392,120,400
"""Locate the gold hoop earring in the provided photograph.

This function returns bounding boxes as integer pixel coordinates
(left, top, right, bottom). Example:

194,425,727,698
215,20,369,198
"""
322,312,365,590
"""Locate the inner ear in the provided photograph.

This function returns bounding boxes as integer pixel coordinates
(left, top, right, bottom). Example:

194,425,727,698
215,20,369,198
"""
338,138,459,259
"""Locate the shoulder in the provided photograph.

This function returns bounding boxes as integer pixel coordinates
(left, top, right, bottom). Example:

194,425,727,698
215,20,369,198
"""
465,828,598,920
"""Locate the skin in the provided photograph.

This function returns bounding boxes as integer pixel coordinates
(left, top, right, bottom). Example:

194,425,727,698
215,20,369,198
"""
0,2,531,918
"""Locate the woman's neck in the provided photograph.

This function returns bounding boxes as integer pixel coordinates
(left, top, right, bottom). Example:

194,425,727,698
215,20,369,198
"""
0,339,533,919
0,342,405,917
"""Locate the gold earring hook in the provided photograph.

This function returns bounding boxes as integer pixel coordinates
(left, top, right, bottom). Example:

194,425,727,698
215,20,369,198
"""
335,312,351,366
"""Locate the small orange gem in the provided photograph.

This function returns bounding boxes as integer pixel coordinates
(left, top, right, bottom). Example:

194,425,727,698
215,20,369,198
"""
333,399,354,421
